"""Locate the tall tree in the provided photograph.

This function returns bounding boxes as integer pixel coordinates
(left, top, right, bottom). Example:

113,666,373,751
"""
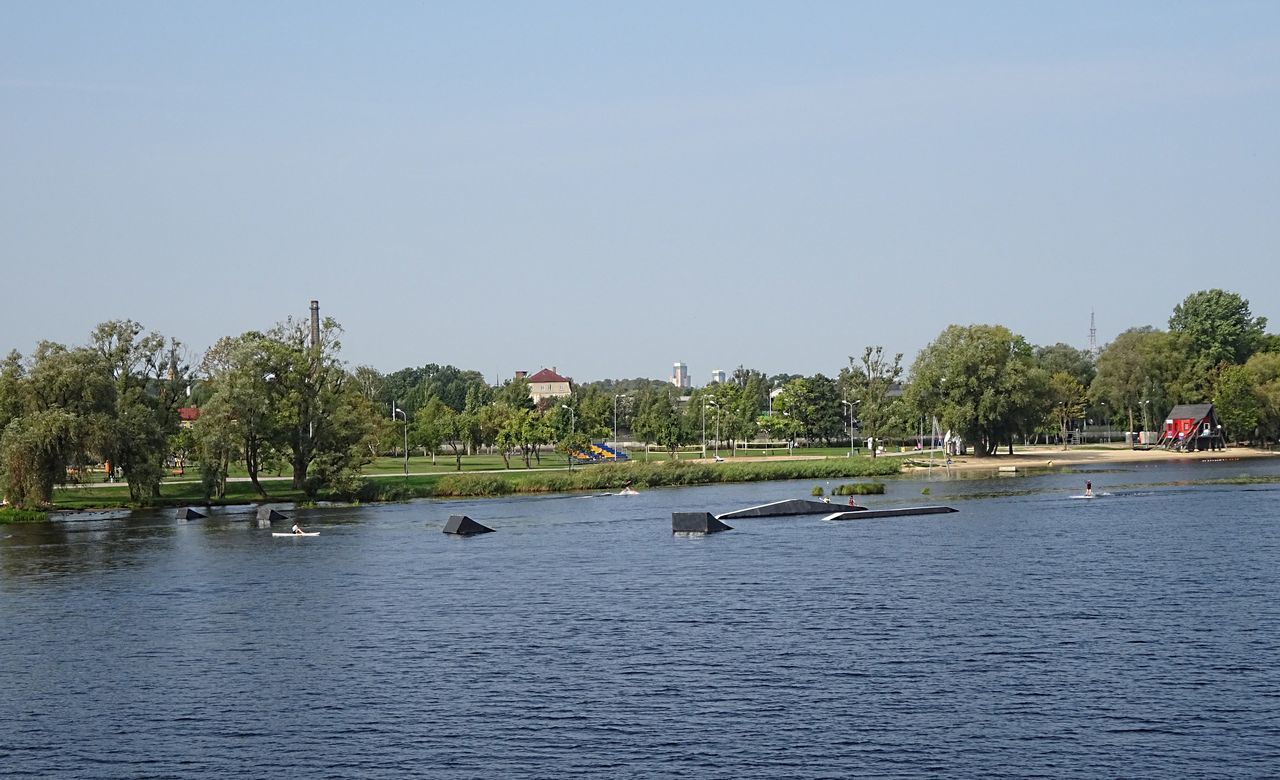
1244,352,1280,445
91,320,190,503
844,347,904,458
199,332,279,499
0,343,114,506
1213,364,1261,444
1035,343,1096,388
905,324,1048,456
414,398,465,471
1047,372,1087,449
1169,288,1268,368
1090,327,1182,433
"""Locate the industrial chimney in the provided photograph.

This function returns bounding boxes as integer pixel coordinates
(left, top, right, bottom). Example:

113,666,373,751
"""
310,300,320,353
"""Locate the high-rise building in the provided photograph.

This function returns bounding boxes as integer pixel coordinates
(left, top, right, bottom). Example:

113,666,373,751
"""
671,362,690,389
710,369,727,384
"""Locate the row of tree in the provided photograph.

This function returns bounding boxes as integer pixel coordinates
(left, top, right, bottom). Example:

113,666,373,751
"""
2,289,1276,508
358,289,1279,460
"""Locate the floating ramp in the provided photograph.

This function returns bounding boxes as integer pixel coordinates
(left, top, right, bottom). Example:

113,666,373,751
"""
443,515,494,536
672,512,733,534
822,506,957,521
176,507,206,521
256,507,289,527
717,499,863,520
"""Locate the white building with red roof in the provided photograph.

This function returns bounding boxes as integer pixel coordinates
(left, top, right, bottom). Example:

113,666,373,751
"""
525,367,572,404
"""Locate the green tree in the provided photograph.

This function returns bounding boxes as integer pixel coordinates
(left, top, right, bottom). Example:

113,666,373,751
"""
905,324,1048,456
1243,352,1280,445
1035,343,1096,388
1169,288,1268,368
0,342,114,506
844,347,904,458
411,396,448,465
91,320,190,503
633,389,686,458
198,332,280,499
1047,372,1087,449
0,409,81,507
1090,328,1183,434
494,377,535,411
1214,364,1261,444
258,315,378,494
190,394,238,500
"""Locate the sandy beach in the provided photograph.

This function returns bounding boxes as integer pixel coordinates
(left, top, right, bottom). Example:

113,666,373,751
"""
896,444,1280,473
693,446,1280,473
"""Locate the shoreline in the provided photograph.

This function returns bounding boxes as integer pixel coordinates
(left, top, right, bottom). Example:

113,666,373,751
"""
38,446,1280,513
896,445,1280,473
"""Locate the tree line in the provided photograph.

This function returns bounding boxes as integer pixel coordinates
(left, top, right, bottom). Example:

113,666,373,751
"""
2,288,1276,509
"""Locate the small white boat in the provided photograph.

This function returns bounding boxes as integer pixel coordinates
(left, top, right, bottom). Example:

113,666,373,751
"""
272,532,320,537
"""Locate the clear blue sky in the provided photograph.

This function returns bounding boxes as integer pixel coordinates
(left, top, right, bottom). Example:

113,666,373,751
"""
3,2,1278,384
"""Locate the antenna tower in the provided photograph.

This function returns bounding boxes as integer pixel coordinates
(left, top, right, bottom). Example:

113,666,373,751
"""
1088,309,1099,358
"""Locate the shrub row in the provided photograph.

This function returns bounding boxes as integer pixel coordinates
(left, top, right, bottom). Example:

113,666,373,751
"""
0,508,48,523
362,457,902,500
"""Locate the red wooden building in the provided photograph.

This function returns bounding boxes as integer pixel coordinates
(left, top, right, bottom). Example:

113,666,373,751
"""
1161,403,1225,451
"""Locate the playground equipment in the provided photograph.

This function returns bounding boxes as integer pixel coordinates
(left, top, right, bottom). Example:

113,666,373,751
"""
569,443,631,463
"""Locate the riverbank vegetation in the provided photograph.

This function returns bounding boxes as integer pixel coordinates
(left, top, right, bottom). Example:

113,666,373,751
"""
5,288,1279,510
48,456,902,509
0,508,48,523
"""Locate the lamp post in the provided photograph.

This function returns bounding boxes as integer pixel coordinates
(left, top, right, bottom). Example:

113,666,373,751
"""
708,400,720,458
701,397,708,460
392,405,408,476
613,393,624,457
841,399,860,458
562,404,575,471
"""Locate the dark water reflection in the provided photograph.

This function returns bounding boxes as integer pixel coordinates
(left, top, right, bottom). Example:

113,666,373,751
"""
3,459,1280,778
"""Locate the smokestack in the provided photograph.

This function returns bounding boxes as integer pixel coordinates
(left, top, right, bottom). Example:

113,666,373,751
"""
310,300,320,353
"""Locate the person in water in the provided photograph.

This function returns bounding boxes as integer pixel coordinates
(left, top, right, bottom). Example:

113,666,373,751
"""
291,522,305,535
1084,481,1093,498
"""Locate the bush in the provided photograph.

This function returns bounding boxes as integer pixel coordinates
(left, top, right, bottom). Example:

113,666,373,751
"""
811,485,824,496
0,508,48,523
415,458,901,498
831,483,886,496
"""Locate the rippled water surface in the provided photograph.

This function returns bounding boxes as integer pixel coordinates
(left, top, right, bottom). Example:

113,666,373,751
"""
4,459,1280,778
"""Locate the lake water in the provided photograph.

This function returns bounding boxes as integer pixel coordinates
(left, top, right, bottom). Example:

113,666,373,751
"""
3,458,1280,778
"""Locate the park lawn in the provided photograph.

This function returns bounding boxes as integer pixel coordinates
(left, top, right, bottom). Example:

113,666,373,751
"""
361,453,571,474
50,450,899,509
52,480,311,510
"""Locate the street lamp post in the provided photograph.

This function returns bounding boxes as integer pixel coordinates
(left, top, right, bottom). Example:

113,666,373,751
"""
841,399,861,458
562,404,575,471
392,404,408,477
613,393,624,457
708,400,720,458
701,398,708,459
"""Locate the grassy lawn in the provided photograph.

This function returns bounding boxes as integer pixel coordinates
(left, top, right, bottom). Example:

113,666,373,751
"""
50,449,899,509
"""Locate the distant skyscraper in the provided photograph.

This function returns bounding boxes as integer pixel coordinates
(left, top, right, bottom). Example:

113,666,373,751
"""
710,369,727,384
671,362,690,389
